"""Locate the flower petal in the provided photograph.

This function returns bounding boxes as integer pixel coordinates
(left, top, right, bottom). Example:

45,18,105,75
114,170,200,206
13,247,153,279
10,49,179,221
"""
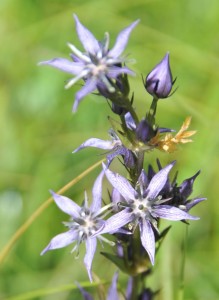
107,66,135,78
73,138,114,153
126,277,133,300
146,161,176,200
107,272,119,300
90,170,105,212
38,58,84,75
139,219,155,265
84,237,97,282
103,163,136,201
76,282,93,300
111,188,125,210
73,14,100,55
152,205,199,220
73,79,97,112
185,197,206,211
50,190,81,217
41,230,77,255
125,112,136,130
100,209,133,234
108,20,139,58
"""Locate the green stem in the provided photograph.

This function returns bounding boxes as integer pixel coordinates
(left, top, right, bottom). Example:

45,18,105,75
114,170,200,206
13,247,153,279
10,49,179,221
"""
177,225,188,300
147,97,158,124
130,275,140,300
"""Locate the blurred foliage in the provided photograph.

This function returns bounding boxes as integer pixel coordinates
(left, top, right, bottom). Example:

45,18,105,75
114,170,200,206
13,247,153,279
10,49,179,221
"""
0,0,219,299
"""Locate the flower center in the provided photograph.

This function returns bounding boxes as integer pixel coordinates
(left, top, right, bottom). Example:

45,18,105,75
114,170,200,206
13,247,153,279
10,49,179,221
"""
80,211,101,237
65,210,102,240
130,198,150,219
90,63,107,76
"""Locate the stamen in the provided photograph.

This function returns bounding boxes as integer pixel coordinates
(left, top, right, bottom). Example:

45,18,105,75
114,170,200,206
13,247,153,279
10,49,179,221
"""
64,69,89,89
67,43,90,63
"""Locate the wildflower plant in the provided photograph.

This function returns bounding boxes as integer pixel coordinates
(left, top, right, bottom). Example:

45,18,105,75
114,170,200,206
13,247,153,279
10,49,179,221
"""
39,14,206,299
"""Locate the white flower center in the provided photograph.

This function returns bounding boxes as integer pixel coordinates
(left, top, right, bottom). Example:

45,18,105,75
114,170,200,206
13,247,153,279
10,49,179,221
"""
130,198,151,219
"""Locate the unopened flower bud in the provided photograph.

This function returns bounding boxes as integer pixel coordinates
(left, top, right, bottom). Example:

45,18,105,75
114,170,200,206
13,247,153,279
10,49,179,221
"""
145,52,175,99
136,119,157,143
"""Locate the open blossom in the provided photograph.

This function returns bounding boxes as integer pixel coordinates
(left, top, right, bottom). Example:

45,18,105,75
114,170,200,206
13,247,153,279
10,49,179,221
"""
101,161,199,265
41,171,114,282
39,14,139,111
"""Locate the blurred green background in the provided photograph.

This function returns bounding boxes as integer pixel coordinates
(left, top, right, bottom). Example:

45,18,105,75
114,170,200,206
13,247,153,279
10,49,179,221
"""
0,0,218,299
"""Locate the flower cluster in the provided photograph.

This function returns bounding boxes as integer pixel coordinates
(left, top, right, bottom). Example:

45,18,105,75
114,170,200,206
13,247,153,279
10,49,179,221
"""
39,14,205,299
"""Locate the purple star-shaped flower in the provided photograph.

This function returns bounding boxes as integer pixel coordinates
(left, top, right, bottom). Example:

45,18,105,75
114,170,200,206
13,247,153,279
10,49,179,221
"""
39,14,139,111
41,171,113,281
101,161,199,265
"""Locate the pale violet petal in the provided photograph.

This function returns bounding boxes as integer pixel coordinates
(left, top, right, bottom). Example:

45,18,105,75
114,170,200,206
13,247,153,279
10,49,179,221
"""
111,188,125,209
100,209,133,234
90,170,105,212
40,230,77,255
126,277,133,300
76,283,93,300
103,163,136,202
73,14,100,55
73,79,97,112
107,66,135,78
185,197,206,211
38,58,84,75
124,112,136,130
152,205,199,221
108,20,139,58
139,219,155,265
146,161,176,200
50,190,81,217
84,237,97,282
73,138,114,153
107,272,119,300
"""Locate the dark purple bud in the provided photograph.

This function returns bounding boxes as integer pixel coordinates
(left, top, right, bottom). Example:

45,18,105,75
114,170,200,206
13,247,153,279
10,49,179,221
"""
145,52,174,99
147,164,156,180
136,119,157,143
138,288,154,300
111,103,125,115
179,170,201,199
